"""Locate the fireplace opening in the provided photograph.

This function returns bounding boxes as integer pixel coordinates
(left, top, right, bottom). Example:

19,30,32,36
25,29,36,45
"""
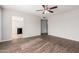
17,28,22,34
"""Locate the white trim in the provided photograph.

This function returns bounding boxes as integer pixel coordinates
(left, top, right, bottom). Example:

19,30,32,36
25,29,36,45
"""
0,39,12,42
0,35,40,42
48,34,79,42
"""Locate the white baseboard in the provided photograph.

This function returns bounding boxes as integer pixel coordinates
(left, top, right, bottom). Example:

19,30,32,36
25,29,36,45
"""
22,34,40,38
0,39,12,42
0,34,40,42
48,34,79,42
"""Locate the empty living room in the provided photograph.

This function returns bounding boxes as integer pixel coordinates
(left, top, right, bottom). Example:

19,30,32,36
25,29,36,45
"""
0,5,79,53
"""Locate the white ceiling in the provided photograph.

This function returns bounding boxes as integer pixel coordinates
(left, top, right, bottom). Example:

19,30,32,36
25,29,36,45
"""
2,5,79,17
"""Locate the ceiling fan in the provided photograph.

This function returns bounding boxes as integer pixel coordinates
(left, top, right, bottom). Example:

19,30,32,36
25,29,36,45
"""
36,5,57,14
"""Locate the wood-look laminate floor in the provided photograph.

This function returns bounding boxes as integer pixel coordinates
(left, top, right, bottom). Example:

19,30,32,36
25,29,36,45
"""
0,35,79,53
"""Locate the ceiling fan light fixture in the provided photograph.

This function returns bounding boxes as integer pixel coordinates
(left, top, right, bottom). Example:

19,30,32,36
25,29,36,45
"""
45,10,49,14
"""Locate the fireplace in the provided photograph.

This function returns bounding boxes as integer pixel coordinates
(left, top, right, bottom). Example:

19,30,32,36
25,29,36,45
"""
17,28,22,34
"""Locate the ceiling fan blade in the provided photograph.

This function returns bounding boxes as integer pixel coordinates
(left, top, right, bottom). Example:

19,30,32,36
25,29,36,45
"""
48,10,53,13
42,5,45,9
50,6,57,9
36,10,43,11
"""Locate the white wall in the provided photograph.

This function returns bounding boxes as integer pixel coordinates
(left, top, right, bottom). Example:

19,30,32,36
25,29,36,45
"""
2,9,41,42
23,14,41,37
0,8,1,41
48,9,79,41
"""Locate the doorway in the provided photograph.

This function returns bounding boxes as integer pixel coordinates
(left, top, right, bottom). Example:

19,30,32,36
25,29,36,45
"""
41,19,48,35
